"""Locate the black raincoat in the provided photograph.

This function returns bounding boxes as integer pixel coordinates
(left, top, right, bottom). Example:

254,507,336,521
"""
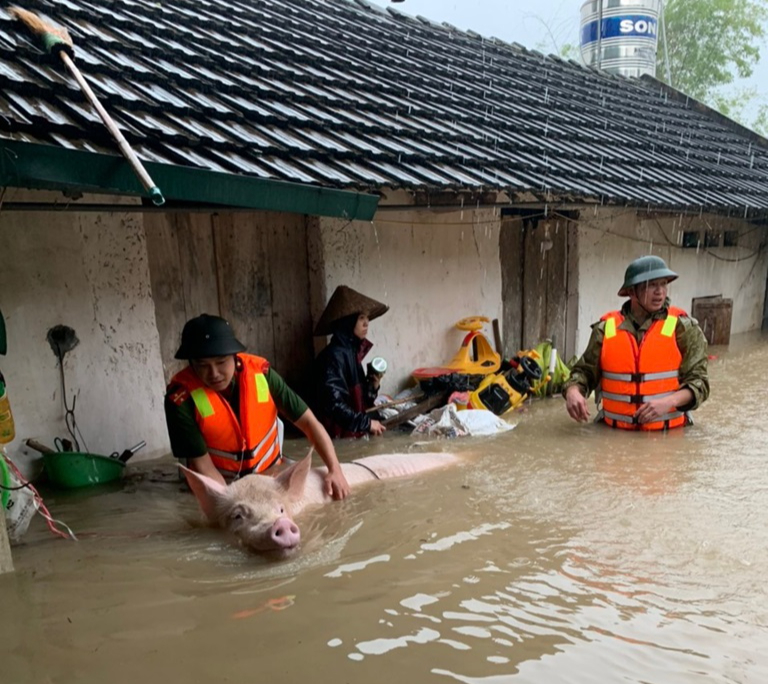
312,330,378,438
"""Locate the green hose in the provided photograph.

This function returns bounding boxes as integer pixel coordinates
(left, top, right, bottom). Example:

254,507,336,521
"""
0,455,10,510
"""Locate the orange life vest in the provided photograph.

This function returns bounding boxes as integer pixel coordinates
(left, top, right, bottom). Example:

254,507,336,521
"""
598,306,689,431
169,354,281,475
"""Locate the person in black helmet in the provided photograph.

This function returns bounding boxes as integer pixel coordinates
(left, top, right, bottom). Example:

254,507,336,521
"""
563,255,709,430
164,314,350,498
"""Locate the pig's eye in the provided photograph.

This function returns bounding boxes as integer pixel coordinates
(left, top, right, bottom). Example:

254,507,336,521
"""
230,506,248,521
279,506,285,514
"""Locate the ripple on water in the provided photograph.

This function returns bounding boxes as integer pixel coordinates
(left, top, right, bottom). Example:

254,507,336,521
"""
7,334,768,684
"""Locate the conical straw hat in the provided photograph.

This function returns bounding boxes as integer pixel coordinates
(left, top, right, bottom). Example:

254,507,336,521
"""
314,286,389,336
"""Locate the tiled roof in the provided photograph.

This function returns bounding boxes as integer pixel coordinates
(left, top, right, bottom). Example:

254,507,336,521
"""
1,0,767,216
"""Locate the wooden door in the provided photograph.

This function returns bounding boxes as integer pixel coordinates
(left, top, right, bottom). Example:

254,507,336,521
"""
145,211,314,389
500,211,578,360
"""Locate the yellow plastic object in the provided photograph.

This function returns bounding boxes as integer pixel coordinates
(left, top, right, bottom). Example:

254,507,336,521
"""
455,316,490,332
467,347,551,415
412,317,501,380
514,349,551,395
445,330,501,374
468,373,528,415
0,372,15,444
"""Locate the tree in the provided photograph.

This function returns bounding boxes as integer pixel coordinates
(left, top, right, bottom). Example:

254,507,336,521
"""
753,102,768,136
551,0,768,134
659,0,768,102
709,87,768,136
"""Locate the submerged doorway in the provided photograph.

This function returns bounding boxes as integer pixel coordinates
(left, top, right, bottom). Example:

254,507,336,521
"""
499,208,579,361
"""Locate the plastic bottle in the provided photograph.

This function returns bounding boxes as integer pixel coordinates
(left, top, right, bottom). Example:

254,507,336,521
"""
0,370,16,444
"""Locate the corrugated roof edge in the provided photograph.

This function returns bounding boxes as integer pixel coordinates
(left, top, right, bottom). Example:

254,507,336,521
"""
415,15,451,31
0,138,379,219
386,5,416,20
351,0,388,14
641,75,768,151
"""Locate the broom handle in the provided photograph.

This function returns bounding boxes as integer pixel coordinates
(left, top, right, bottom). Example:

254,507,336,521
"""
59,52,165,206
365,393,426,413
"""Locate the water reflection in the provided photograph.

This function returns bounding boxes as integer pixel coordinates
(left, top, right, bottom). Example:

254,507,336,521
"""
2,333,768,683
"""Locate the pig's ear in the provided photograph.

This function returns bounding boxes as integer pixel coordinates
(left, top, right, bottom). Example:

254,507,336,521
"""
274,453,312,499
179,464,228,521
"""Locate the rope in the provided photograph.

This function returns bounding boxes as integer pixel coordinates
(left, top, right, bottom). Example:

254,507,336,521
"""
55,346,89,453
1,452,78,542
0,480,32,491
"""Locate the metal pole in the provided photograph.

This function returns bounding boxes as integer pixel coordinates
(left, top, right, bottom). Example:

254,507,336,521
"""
660,0,673,85
596,0,604,70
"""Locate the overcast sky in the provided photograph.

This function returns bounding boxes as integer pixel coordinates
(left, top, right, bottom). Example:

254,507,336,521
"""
377,0,767,119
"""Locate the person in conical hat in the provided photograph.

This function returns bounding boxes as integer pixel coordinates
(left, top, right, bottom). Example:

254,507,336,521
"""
312,286,389,439
563,255,709,431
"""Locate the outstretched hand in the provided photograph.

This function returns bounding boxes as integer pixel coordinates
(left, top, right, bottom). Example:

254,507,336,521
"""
369,419,386,436
324,468,351,500
565,385,590,422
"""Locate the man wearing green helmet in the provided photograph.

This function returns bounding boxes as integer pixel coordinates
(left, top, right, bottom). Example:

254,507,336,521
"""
164,314,350,499
564,256,710,430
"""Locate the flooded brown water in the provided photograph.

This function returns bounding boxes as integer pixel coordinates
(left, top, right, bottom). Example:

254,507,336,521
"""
3,333,768,684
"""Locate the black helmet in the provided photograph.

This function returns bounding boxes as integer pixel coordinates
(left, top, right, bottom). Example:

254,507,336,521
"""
174,314,246,360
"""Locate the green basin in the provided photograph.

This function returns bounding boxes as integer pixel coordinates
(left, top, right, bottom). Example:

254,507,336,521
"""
43,452,125,489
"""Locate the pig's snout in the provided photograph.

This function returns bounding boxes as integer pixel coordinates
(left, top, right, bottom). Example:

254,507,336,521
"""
270,517,300,549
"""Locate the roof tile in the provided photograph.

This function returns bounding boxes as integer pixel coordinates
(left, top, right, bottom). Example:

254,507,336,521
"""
0,0,765,214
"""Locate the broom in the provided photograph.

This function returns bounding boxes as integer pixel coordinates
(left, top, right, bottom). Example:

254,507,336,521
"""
10,6,165,206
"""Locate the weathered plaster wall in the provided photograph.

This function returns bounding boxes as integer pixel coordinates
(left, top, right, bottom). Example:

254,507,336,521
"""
313,208,503,394
0,191,168,477
575,208,768,352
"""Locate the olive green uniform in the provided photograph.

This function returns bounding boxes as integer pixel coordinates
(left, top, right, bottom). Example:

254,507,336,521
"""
563,299,710,413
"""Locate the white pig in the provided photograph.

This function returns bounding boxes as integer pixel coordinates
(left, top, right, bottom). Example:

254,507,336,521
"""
180,451,458,556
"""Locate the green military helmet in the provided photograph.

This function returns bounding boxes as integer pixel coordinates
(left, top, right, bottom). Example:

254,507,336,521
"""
618,255,678,296
174,314,246,360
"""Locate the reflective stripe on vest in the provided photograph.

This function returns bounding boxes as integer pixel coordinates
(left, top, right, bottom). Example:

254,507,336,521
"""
190,388,215,418
602,369,679,382
601,390,676,403
598,308,687,431
661,315,678,338
603,409,685,426
208,420,279,462
255,373,269,403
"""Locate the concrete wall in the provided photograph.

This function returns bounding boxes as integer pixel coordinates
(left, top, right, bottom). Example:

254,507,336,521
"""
0,191,168,478
311,207,503,395
2,188,762,478
574,208,768,351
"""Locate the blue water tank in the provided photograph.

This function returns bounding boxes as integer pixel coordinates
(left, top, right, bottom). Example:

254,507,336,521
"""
580,0,661,77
